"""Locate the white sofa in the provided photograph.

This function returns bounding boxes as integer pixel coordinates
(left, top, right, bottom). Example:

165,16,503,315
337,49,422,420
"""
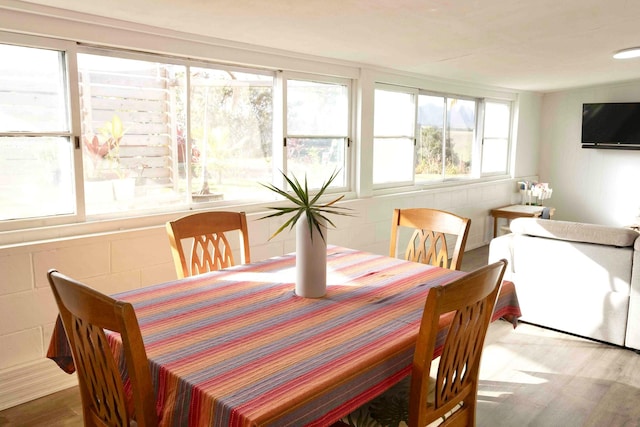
489,217,640,349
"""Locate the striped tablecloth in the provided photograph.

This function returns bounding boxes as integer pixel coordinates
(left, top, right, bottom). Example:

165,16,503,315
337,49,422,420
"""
48,246,521,427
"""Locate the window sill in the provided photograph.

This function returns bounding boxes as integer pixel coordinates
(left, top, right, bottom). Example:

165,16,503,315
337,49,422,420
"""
372,174,513,197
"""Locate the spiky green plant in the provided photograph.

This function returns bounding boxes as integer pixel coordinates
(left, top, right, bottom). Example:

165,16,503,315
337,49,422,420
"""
260,169,354,242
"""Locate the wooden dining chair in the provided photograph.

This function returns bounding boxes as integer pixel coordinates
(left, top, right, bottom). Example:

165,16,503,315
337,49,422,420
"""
389,208,471,270
166,210,250,278
47,269,158,427
337,260,507,427
409,259,506,426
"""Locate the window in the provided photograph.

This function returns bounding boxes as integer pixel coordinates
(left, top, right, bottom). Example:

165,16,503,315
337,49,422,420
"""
1,32,517,234
374,84,511,187
285,78,350,189
481,100,511,174
372,88,415,186
190,66,274,202
417,95,476,183
0,36,353,231
0,43,74,221
78,53,187,215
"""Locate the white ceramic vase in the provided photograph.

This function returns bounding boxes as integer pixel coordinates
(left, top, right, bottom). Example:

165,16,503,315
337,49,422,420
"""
295,212,327,298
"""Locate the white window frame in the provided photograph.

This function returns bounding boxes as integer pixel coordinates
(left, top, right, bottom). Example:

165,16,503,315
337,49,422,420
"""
372,83,418,190
416,91,481,184
479,98,513,177
0,33,83,232
281,71,353,194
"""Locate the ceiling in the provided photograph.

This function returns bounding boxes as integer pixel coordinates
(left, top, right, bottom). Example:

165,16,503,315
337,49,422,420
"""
15,0,640,92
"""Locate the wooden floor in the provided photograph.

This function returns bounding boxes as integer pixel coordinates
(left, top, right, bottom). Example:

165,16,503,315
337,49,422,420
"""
3,245,640,426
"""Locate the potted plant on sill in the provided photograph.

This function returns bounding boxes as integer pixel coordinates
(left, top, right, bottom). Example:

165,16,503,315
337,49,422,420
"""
260,169,354,298
83,115,135,201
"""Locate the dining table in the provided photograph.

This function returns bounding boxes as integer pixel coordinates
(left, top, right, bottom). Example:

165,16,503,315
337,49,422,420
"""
48,245,521,427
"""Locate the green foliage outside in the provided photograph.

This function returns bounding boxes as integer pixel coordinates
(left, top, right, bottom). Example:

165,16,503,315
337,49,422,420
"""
415,126,468,177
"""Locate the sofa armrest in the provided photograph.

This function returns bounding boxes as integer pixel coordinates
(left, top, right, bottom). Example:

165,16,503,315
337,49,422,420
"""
488,234,515,275
625,236,640,349
510,218,638,247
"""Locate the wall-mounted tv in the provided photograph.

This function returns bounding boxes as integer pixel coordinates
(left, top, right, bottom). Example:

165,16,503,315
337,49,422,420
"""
582,102,640,150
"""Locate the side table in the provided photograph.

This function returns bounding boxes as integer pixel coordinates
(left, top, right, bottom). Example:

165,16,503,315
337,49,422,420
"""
490,204,555,237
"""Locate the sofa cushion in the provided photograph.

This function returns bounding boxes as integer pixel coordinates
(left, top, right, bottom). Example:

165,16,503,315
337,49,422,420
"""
509,217,639,247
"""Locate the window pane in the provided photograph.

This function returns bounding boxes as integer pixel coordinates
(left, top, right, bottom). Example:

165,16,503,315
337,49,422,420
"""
285,79,348,190
287,80,347,136
417,95,445,182
482,139,508,173
373,88,415,185
78,54,187,215
373,137,414,184
0,43,73,222
374,90,414,136
482,101,511,174
0,137,74,220
190,67,274,202
0,44,68,132
287,137,346,188
445,98,475,179
484,102,510,138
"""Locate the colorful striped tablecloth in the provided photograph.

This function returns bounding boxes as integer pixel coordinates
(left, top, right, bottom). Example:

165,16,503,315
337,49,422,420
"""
48,246,521,427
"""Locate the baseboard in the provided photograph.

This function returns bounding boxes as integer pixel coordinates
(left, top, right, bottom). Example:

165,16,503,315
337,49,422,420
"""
0,358,78,411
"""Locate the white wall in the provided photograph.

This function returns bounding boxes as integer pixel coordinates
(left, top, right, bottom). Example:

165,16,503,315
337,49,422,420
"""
540,80,640,226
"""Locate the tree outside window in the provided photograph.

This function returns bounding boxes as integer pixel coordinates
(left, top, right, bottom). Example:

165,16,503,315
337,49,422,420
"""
417,95,475,183
189,68,274,202
374,85,510,187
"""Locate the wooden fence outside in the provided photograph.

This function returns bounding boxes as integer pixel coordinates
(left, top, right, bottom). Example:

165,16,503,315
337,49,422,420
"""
79,64,180,190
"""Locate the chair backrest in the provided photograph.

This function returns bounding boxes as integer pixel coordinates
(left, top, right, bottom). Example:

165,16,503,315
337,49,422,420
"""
47,269,157,427
409,260,507,427
389,208,471,270
166,211,250,278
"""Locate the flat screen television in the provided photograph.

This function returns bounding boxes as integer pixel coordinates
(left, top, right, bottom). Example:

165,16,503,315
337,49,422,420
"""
582,103,640,150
